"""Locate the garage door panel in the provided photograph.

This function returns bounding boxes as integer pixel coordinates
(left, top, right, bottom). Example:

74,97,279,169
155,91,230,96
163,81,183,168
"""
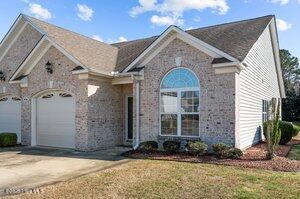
0,97,21,143
37,134,74,148
37,114,75,122
38,126,75,135
37,92,75,149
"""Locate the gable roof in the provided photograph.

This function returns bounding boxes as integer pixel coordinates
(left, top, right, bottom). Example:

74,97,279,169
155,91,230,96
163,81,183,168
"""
112,15,274,72
24,15,118,74
2,14,275,77
112,36,158,72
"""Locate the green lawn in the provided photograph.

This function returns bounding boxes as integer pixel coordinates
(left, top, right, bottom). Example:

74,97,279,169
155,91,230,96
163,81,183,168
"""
7,160,300,199
288,145,300,160
292,121,300,129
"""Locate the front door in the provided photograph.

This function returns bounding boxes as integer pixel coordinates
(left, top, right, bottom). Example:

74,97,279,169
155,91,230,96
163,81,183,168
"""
126,96,133,141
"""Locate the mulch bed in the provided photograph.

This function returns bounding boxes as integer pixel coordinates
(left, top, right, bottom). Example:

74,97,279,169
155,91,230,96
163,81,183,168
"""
123,140,300,172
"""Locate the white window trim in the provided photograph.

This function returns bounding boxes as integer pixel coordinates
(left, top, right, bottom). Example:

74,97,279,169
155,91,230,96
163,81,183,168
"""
262,99,268,123
159,67,200,138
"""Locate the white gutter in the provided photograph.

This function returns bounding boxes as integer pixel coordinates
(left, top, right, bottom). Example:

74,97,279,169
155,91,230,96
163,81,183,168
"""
212,61,246,70
113,71,141,77
133,80,140,150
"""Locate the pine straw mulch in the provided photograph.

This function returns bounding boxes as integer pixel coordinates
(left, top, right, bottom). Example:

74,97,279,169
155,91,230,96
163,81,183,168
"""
123,140,300,172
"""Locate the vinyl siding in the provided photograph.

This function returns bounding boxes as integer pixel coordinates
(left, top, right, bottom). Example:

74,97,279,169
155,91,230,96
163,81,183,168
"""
239,25,280,149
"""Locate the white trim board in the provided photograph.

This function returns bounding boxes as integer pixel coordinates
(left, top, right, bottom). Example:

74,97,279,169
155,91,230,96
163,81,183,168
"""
123,25,239,73
46,37,88,71
9,35,93,83
0,14,23,51
241,18,285,98
9,36,49,82
269,18,285,98
0,22,28,64
6,14,99,82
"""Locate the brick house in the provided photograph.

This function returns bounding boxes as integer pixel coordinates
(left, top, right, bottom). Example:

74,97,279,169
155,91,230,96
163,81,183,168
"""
0,14,285,151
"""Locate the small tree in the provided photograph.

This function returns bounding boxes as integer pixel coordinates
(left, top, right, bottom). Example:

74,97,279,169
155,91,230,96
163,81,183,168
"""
265,98,281,159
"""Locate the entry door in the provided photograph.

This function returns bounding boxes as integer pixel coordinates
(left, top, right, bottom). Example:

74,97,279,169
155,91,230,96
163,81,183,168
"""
126,96,133,140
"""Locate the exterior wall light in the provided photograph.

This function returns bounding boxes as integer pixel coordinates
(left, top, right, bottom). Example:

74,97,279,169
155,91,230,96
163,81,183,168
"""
45,61,53,74
0,71,5,81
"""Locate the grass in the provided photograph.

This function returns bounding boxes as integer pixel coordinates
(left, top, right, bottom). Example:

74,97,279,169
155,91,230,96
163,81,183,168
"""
292,121,300,127
288,145,300,160
6,160,300,199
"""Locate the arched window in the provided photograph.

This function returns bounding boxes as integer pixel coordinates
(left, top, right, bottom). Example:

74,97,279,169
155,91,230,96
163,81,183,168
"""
160,68,200,137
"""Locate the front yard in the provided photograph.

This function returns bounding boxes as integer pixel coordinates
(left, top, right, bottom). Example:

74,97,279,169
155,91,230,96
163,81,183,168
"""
288,145,300,160
6,160,300,199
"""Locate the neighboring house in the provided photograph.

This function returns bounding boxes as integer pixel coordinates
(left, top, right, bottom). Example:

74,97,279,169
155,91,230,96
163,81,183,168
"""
0,14,285,151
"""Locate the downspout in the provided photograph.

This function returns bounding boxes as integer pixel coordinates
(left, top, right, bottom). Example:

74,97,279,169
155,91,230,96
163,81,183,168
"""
133,80,140,150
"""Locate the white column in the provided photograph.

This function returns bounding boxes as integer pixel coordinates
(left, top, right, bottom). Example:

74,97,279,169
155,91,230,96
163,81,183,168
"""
133,80,140,149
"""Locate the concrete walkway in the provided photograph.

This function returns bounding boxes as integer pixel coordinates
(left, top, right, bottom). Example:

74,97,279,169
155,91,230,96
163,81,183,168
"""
0,146,131,196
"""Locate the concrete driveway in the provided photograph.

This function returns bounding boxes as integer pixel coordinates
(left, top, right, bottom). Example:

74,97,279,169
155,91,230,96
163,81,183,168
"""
0,146,131,196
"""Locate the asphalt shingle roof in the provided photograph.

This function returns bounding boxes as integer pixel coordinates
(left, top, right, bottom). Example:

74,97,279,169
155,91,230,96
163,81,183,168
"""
25,15,118,74
24,15,274,73
113,15,274,72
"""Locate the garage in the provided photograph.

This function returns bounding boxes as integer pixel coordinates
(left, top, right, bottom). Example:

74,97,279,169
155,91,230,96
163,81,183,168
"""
36,92,75,148
0,96,21,142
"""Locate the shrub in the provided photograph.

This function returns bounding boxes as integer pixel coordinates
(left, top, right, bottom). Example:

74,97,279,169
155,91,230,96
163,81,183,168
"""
0,133,17,147
263,98,281,159
292,124,300,137
185,141,207,156
163,140,180,154
279,121,294,145
138,141,158,152
263,121,271,139
212,142,230,158
226,148,243,159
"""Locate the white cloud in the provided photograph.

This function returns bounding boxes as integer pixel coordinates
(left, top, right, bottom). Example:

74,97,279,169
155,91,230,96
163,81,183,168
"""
269,0,289,5
276,19,292,31
186,26,195,30
150,15,184,26
92,35,103,42
118,36,128,42
77,4,94,21
130,0,229,16
130,0,157,17
28,3,52,19
130,0,229,27
193,16,201,22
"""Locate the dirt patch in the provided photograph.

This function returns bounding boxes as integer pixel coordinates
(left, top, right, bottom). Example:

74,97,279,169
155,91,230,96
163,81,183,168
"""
123,140,300,172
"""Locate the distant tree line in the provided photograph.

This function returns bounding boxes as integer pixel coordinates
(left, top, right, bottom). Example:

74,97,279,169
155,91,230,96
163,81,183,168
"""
280,49,300,121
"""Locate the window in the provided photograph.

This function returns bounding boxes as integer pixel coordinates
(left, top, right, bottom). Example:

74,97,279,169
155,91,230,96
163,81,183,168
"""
160,68,200,137
59,93,72,98
12,97,21,101
42,94,54,99
262,100,268,123
0,97,8,102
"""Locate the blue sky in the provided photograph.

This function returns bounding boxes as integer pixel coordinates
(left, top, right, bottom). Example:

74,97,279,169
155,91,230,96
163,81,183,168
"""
0,0,299,58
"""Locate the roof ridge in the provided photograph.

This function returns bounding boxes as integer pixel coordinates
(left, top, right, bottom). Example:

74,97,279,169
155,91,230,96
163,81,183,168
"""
112,36,158,46
113,15,274,46
21,14,117,49
187,15,274,32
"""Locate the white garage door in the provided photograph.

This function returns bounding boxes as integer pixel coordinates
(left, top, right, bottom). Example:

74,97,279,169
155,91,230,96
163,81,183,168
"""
37,92,75,148
0,96,21,143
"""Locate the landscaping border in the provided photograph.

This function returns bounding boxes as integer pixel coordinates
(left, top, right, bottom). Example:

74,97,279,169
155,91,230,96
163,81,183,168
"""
123,140,300,172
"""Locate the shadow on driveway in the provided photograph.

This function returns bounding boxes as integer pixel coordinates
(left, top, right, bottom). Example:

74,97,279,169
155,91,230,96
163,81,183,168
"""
0,146,132,196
